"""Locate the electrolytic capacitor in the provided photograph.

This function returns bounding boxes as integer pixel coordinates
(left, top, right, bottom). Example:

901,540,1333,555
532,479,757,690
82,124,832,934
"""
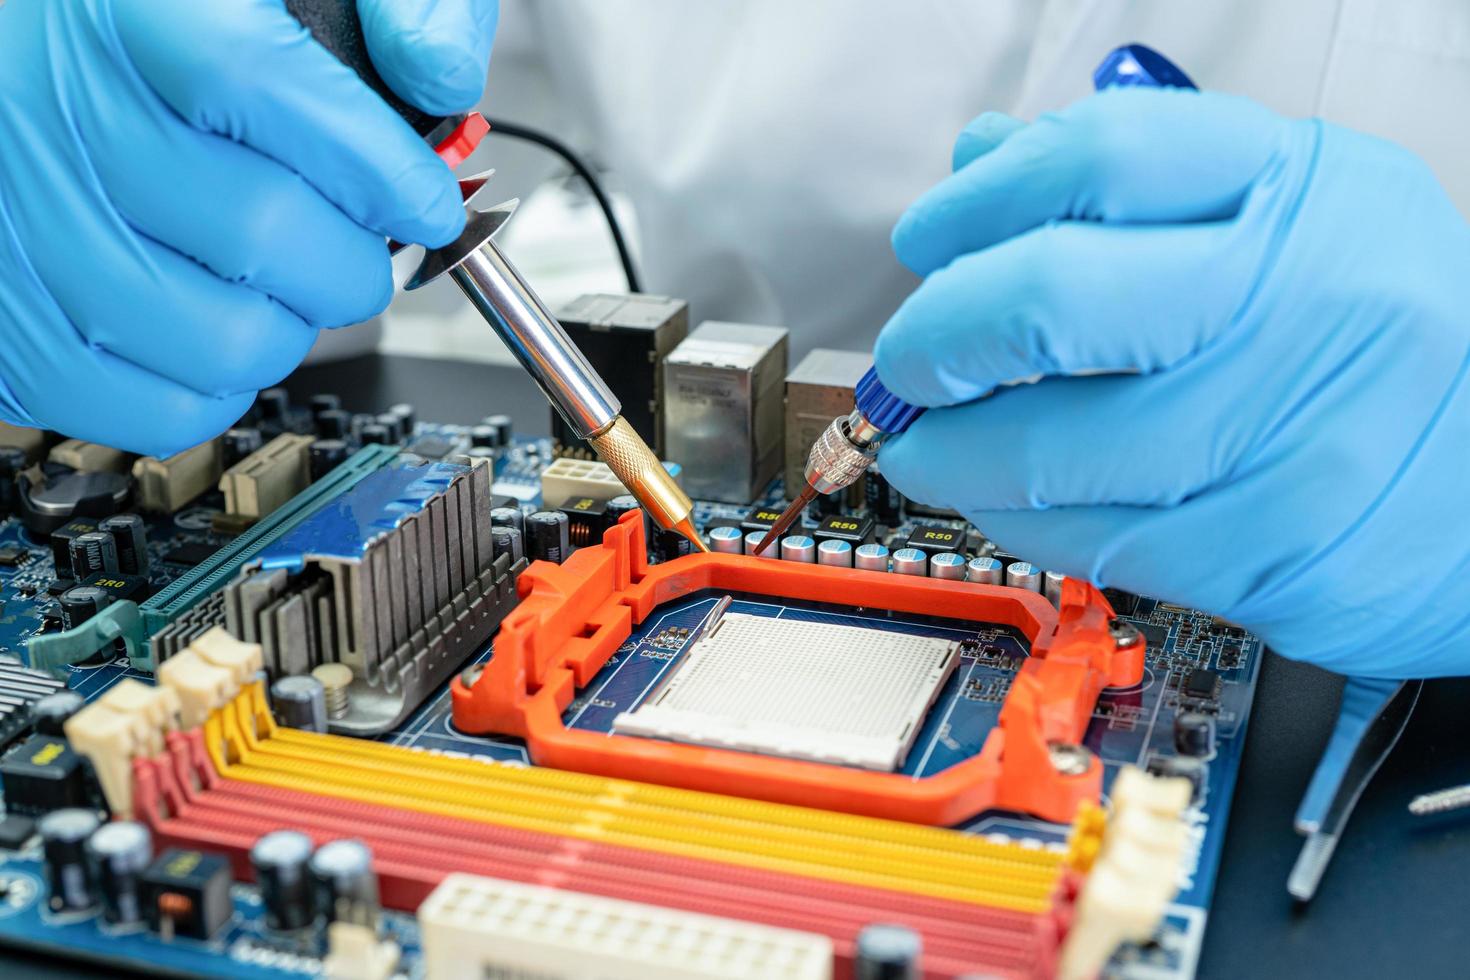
309,839,379,928
604,494,641,524
40,808,100,912
489,526,524,565
744,531,771,556
315,409,352,440
1043,571,1066,607
254,388,290,425
251,830,316,932
222,427,265,467
271,676,328,733
780,535,817,563
855,923,922,980
817,539,853,567
708,526,744,554
480,415,512,448
307,393,341,419
308,440,350,481
1005,561,1042,592
468,425,497,448
67,531,119,580
929,552,967,580
966,556,1003,586
85,820,152,925
1174,712,1217,758
864,467,903,526
656,528,694,562
358,423,392,446
0,445,28,513
526,511,570,563
854,543,889,572
59,585,112,631
388,403,416,434
32,691,85,737
98,514,148,576
373,413,404,443
890,548,928,576
489,506,526,539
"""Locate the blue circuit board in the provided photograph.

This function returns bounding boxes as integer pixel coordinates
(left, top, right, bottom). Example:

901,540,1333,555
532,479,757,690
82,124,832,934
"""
0,425,1262,978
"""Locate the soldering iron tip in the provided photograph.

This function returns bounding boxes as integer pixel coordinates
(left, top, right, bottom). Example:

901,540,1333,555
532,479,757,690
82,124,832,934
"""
674,517,711,554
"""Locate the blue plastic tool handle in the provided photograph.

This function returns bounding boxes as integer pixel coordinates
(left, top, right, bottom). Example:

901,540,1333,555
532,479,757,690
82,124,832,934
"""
858,43,1195,435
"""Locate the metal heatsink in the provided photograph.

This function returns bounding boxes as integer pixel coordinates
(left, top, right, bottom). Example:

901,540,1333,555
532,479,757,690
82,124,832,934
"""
613,611,958,772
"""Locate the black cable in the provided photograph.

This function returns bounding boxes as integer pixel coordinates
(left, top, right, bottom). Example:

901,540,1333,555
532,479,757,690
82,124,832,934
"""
481,117,642,294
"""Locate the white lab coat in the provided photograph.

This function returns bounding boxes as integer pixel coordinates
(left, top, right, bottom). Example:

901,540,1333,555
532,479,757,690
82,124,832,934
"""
343,0,1470,364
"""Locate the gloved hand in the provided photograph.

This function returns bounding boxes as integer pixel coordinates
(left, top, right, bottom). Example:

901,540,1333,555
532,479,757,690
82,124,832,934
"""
0,0,497,456
876,89,1470,678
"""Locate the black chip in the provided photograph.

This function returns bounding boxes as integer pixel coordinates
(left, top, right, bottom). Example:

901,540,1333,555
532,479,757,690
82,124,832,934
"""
161,542,219,568
0,735,91,815
814,514,875,546
1137,622,1168,654
407,435,455,459
905,523,965,555
80,572,149,603
44,579,71,597
740,505,787,534
0,814,35,850
490,494,519,513
142,849,233,939
1182,667,1223,701
1101,587,1139,617
0,546,27,567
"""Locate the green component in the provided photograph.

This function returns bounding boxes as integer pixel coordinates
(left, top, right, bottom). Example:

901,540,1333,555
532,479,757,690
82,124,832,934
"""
27,601,144,678
138,443,402,646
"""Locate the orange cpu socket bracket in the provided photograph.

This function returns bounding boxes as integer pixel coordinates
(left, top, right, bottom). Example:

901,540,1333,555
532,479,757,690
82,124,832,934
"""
452,512,1144,826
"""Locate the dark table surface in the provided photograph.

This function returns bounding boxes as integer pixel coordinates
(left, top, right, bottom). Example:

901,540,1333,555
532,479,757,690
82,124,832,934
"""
8,354,1468,978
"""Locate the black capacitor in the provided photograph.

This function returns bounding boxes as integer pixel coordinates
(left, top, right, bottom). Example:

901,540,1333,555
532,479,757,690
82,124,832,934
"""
489,506,525,538
855,923,922,980
1174,711,1216,758
605,494,640,523
656,528,694,562
32,691,85,737
98,514,148,576
40,808,100,911
358,423,392,446
865,466,903,526
254,388,290,424
0,445,28,513
250,830,316,931
480,414,511,448
388,403,416,433
59,585,113,630
309,838,379,927
270,675,327,733
314,409,352,440
373,413,404,443
469,424,498,449
308,440,350,481
86,820,152,925
526,511,570,564
67,531,119,580
222,427,265,468
489,525,524,565
307,394,341,419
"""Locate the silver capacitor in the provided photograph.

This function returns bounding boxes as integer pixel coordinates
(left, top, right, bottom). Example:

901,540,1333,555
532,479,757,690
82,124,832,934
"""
890,548,928,576
271,675,328,733
1043,571,1067,607
708,526,744,554
252,830,316,931
1005,561,1042,592
817,539,853,567
780,535,817,563
854,543,889,572
85,820,152,925
744,531,773,556
929,552,967,580
966,556,1003,586
309,839,379,928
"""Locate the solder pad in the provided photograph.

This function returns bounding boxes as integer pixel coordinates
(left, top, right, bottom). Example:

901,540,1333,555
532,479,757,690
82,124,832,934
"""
612,611,959,771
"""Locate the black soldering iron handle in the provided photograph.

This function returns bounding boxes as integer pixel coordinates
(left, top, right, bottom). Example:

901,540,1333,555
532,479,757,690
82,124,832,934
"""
283,0,464,142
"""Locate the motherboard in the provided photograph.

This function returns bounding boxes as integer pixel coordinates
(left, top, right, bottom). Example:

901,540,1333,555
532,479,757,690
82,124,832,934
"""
0,298,1262,980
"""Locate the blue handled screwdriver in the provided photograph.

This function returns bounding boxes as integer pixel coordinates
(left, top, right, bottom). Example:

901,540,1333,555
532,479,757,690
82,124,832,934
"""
754,44,1195,557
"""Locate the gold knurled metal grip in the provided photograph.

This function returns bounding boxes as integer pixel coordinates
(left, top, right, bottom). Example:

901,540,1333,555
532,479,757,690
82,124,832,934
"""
588,417,708,551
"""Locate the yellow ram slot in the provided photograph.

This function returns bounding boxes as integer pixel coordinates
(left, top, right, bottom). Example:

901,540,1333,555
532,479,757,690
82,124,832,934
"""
204,688,1064,913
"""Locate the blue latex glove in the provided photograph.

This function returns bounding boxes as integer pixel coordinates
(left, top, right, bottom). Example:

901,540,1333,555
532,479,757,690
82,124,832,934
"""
0,0,497,456
876,89,1470,678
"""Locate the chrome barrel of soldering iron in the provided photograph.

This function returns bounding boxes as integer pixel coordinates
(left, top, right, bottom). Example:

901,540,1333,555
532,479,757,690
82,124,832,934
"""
802,407,886,495
449,240,620,439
